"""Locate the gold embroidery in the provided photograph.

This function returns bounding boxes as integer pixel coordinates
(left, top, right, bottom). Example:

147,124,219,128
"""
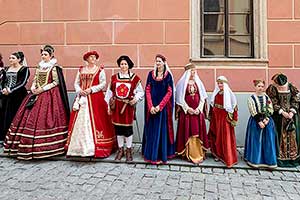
96,130,104,143
214,103,224,109
37,72,48,87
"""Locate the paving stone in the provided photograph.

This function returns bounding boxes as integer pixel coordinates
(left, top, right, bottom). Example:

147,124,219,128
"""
180,166,191,172
287,193,300,200
175,196,190,200
218,183,231,191
282,171,297,177
0,147,299,200
146,165,158,169
202,168,212,174
205,184,218,193
276,197,290,200
204,192,218,200
160,193,176,200
158,165,170,170
135,164,146,169
280,176,297,182
190,195,204,200
259,189,272,197
282,184,298,194
170,165,180,171
235,169,249,175
248,169,260,176
212,168,225,174
190,167,201,173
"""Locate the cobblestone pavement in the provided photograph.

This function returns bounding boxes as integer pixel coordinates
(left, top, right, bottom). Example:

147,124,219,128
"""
0,157,300,200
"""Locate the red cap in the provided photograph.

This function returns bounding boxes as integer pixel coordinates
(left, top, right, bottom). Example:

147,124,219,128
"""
83,51,99,61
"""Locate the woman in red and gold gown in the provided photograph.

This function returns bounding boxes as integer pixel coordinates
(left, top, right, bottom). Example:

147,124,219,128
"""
65,51,116,158
208,76,238,168
4,45,70,160
176,63,209,164
105,55,144,162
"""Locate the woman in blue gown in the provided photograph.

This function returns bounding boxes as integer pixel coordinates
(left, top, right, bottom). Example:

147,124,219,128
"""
244,80,277,168
142,54,175,164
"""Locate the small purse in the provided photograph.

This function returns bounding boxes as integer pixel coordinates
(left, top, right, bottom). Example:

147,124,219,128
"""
286,120,296,132
26,95,38,109
109,97,116,110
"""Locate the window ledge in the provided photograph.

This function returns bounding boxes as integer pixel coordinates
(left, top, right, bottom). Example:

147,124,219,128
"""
190,58,269,68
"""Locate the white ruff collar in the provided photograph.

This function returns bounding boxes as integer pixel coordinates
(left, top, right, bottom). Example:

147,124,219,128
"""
39,58,57,70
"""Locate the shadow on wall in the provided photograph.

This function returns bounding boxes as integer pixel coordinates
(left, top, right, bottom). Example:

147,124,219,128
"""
68,93,250,147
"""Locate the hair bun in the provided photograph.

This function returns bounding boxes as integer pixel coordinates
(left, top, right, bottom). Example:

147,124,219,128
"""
17,51,24,59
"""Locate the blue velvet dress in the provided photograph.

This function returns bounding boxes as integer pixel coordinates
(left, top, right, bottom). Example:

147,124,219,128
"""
244,94,277,168
142,70,175,164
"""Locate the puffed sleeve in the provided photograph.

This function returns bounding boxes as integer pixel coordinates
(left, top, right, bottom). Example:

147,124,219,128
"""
74,71,81,93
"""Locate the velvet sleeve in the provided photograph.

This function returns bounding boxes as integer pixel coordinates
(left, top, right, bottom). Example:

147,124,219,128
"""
158,86,172,111
158,73,174,111
145,84,153,111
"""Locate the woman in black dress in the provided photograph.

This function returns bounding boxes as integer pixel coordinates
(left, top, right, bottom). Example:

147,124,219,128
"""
0,52,30,142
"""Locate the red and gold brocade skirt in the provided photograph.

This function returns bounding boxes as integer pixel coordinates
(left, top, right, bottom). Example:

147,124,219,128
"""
3,86,68,160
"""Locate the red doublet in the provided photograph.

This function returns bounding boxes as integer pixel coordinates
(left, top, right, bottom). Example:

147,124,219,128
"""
110,73,141,126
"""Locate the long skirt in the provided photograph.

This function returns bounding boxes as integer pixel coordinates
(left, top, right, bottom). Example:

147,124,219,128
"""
244,117,277,168
66,94,116,158
0,88,27,141
3,86,68,160
143,108,175,164
176,112,209,163
208,108,238,168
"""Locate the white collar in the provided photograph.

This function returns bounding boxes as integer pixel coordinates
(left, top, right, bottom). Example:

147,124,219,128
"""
39,58,57,70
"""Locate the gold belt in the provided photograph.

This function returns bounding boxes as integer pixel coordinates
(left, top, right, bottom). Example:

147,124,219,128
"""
214,103,224,109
